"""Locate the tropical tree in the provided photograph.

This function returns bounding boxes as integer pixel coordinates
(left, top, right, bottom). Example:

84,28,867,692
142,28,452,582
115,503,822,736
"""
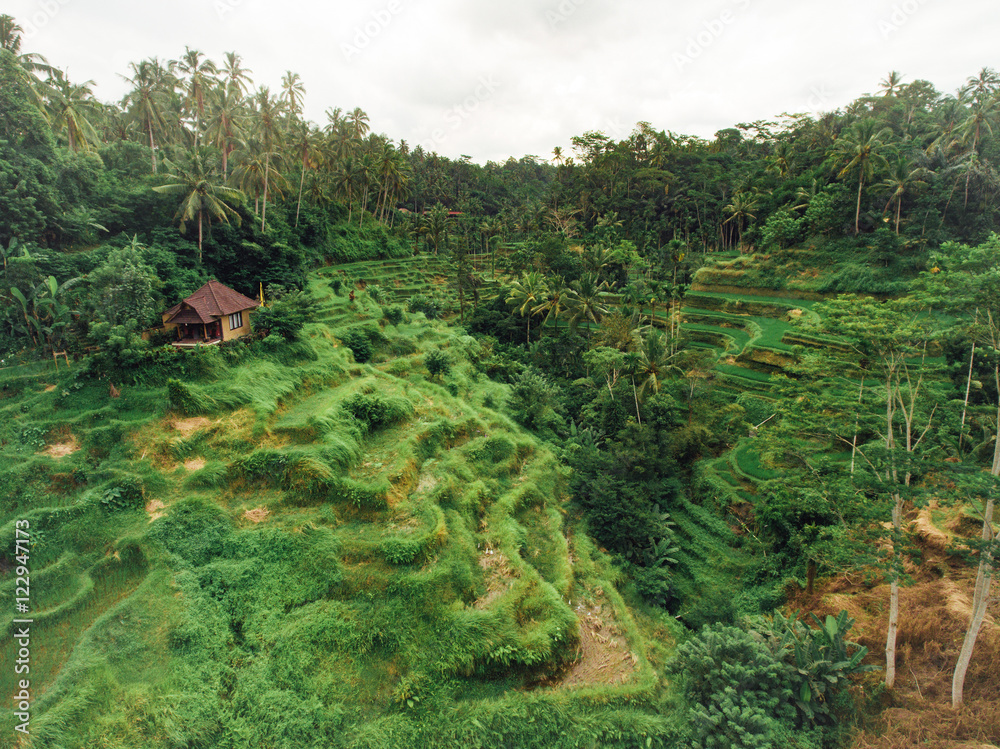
289,120,321,227
153,149,244,261
833,120,894,234
878,70,905,97
280,70,305,117
807,296,942,690
205,84,246,178
45,69,100,152
248,86,284,230
919,236,1000,707
172,47,218,145
220,51,253,96
506,271,548,343
349,106,370,140
423,203,450,254
722,190,761,251
532,275,573,333
566,273,609,333
120,58,174,173
878,154,929,234
628,329,675,423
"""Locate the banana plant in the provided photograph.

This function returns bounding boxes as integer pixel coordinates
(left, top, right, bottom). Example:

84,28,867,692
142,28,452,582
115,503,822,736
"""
8,275,81,351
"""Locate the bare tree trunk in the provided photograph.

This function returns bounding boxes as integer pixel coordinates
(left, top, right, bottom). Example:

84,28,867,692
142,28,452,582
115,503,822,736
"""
149,126,157,174
261,152,269,232
952,495,994,707
851,375,865,474
854,174,864,235
885,381,900,690
959,342,976,451
295,160,305,228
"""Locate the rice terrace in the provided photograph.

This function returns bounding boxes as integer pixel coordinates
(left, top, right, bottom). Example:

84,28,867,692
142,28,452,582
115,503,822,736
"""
1,14,1000,749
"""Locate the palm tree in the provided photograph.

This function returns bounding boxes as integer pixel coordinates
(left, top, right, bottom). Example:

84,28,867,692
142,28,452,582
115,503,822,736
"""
833,119,894,234
878,154,929,234
507,271,548,344
221,51,253,96
46,70,100,152
0,14,21,52
624,329,676,423
878,70,905,97
423,203,450,254
957,94,1000,207
280,70,305,117
290,120,320,227
120,58,174,173
567,273,609,334
959,67,1000,102
349,107,370,139
249,86,284,230
172,47,218,145
722,190,761,250
153,149,243,262
204,84,246,178
532,275,573,333
331,155,359,223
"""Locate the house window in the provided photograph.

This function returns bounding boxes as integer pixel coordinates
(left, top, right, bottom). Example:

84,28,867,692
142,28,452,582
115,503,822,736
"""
228,311,243,330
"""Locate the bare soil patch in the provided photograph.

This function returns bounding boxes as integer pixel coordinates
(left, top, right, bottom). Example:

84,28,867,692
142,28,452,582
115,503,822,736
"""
473,546,516,610
43,384,57,392
243,507,270,523
42,436,79,458
146,499,166,522
558,592,638,688
172,417,211,437
183,458,206,471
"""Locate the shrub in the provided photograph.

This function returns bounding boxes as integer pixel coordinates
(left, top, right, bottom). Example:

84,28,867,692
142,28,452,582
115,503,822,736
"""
100,475,145,511
760,212,803,250
382,305,405,325
341,392,413,431
366,284,386,304
339,329,373,363
232,449,290,485
252,290,316,341
407,294,443,319
507,368,564,433
666,624,802,749
425,350,451,379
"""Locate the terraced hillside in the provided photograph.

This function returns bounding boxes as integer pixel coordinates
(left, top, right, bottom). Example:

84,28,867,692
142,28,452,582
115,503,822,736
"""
0,276,677,749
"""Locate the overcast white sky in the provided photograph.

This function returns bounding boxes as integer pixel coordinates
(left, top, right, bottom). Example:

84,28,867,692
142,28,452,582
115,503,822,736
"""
8,0,1000,163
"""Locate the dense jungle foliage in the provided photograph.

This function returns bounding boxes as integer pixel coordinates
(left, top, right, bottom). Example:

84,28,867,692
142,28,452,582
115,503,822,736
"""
1,14,999,749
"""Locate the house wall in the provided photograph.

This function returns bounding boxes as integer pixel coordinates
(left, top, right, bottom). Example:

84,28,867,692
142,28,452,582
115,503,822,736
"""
222,309,254,341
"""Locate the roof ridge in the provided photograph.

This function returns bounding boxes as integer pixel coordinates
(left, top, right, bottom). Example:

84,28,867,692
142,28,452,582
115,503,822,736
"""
208,279,223,316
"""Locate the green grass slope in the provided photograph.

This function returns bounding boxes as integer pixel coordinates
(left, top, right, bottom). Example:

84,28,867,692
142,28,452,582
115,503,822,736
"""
0,269,676,749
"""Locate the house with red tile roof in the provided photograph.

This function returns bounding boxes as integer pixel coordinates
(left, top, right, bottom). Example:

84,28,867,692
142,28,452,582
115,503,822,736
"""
161,279,259,347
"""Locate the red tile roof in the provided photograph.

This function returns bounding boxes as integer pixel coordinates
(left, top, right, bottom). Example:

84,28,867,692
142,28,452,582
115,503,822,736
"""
164,280,258,324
